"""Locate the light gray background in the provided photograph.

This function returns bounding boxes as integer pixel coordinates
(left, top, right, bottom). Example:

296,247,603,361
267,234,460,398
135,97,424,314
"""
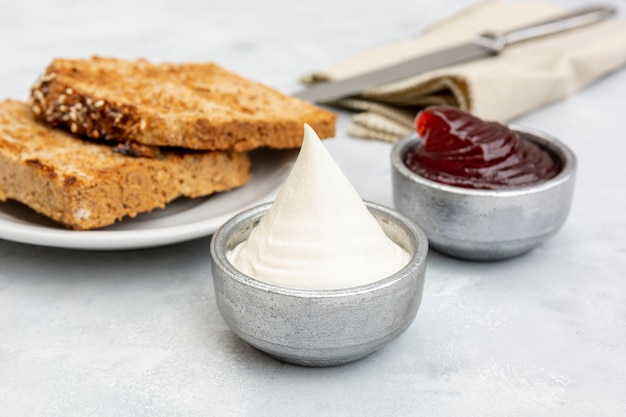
1,0,625,415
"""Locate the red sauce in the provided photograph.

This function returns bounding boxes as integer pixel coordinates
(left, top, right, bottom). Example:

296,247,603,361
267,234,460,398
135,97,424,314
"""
403,106,560,190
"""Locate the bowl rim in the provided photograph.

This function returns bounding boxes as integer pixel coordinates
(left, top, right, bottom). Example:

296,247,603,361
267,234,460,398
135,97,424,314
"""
391,124,577,197
210,201,429,298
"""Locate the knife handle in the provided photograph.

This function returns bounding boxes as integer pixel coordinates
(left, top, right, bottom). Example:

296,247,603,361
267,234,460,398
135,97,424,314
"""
477,4,617,52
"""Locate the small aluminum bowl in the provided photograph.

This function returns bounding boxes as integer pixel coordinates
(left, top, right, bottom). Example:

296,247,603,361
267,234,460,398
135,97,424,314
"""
210,201,428,367
391,125,576,261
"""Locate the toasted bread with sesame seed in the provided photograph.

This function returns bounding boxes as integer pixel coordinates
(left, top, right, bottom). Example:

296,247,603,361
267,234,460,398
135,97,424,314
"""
0,99,251,230
29,56,337,151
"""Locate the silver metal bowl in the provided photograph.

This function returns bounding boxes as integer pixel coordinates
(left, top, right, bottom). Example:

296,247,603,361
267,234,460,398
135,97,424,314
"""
391,125,577,261
210,201,428,367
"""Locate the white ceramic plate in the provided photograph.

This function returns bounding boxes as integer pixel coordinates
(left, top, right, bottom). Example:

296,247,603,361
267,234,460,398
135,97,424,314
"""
0,149,297,250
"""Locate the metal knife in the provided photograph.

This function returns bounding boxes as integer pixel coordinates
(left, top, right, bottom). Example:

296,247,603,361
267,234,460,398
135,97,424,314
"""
293,4,616,102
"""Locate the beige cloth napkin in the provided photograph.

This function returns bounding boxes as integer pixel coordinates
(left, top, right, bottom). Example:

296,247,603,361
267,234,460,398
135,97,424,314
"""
302,0,626,142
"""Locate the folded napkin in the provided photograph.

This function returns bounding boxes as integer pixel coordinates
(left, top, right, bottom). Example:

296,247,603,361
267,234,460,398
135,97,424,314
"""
302,0,626,142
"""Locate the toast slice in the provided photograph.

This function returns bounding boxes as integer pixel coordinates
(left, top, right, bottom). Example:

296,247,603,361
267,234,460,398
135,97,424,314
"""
30,56,337,152
0,100,251,230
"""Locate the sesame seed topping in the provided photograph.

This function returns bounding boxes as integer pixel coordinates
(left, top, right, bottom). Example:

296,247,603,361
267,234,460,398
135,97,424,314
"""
41,72,56,82
70,122,77,133
33,89,44,102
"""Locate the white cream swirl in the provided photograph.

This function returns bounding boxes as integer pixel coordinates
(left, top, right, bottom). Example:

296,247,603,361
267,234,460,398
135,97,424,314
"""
227,124,410,290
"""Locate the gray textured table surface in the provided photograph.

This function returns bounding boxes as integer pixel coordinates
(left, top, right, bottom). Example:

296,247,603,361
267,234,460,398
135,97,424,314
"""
1,0,625,415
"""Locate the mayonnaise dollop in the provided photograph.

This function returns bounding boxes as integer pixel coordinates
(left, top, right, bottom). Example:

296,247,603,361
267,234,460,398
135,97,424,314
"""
227,124,410,290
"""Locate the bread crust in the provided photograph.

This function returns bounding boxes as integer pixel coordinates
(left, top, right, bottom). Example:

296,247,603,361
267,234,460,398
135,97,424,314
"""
0,100,251,230
30,57,337,151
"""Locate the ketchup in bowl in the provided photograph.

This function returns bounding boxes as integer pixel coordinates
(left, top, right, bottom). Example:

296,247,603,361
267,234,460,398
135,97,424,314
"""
403,106,560,190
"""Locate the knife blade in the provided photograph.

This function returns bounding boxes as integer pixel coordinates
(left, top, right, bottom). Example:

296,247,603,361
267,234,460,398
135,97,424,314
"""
293,4,616,103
